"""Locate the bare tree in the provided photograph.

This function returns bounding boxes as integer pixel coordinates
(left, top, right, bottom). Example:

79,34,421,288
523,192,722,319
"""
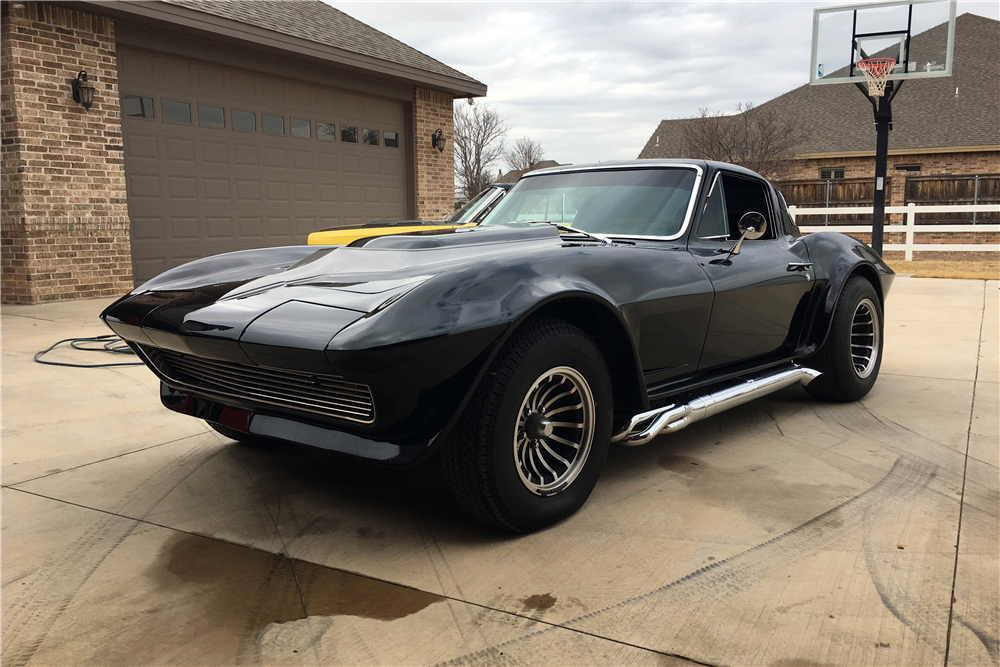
683,102,809,179
453,102,509,199
505,136,545,173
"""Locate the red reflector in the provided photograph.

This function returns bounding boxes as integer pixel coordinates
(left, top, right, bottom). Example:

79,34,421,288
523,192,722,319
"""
217,406,251,433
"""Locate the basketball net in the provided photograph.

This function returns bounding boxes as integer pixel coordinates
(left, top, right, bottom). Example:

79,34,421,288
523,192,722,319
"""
856,58,897,98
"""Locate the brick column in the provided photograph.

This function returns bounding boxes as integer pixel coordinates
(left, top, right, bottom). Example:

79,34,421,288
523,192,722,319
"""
1,2,132,304
413,87,454,220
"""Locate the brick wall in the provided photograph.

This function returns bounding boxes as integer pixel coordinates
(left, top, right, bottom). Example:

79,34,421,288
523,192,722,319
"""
779,150,1000,210
413,87,454,220
1,2,132,304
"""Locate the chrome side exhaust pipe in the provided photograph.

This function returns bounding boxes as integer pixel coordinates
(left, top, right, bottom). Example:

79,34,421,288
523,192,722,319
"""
611,366,821,446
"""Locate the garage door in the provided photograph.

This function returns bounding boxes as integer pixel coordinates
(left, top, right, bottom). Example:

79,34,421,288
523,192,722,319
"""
118,48,407,284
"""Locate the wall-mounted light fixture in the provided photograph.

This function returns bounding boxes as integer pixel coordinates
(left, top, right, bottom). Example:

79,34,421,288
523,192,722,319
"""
431,128,446,153
71,70,95,110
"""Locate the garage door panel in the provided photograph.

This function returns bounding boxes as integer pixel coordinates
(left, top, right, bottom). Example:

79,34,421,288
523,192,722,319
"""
126,134,159,159
121,48,408,284
203,178,231,201
265,181,289,202
167,177,197,200
166,138,195,162
292,151,313,170
201,141,229,165
264,148,287,169
234,144,260,167
171,217,200,241
128,175,162,200
206,217,233,239
235,180,261,202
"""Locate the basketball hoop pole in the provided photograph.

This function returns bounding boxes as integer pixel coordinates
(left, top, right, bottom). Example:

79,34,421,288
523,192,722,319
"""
855,79,904,257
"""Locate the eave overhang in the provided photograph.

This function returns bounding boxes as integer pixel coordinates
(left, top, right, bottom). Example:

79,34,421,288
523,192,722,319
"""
57,0,487,98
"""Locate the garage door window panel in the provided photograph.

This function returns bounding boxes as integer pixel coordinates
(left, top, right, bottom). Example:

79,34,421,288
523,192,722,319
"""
317,122,337,141
123,94,154,120
263,114,285,136
163,100,192,124
385,131,399,148
363,128,379,146
233,110,256,133
291,118,311,139
341,126,358,143
199,105,225,129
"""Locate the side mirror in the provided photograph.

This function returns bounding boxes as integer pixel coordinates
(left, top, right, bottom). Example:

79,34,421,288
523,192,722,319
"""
711,212,768,264
737,212,767,240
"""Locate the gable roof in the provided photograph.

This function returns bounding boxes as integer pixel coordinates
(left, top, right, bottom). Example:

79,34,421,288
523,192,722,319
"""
638,13,999,159
78,0,486,97
498,160,564,183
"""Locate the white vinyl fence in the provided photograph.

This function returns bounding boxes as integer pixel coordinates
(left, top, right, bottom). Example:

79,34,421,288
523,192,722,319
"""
787,203,1000,261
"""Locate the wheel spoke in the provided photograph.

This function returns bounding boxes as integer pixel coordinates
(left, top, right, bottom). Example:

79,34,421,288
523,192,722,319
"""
544,403,583,417
548,421,584,429
548,433,581,449
542,388,577,412
539,440,572,467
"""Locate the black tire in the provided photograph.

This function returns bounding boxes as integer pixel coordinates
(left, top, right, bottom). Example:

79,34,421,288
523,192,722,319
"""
440,317,613,532
206,420,273,446
805,275,884,402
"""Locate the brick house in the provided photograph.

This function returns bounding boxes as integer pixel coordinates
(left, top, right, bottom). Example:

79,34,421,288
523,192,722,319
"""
638,13,999,229
1,1,486,304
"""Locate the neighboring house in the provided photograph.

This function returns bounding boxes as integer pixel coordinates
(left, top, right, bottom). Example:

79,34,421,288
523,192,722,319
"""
638,13,999,214
1,1,486,303
498,160,563,183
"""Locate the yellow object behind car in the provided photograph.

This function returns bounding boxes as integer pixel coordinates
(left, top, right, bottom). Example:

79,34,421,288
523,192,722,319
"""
307,183,511,246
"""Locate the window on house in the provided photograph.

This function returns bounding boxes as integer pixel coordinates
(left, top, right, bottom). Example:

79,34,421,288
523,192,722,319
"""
384,131,399,148
163,100,192,124
820,168,845,179
198,105,225,129
263,114,285,136
894,164,922,172
232,110,256,132
341,125,358,143
317,122,336,141
122,95,154,119
363,128,379,146
291,118,311,139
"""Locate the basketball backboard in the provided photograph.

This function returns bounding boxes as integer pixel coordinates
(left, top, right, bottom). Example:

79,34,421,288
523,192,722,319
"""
810,0,956,85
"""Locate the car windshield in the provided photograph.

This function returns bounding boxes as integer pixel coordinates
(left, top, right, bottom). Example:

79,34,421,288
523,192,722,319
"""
480,168,697,238
450,187,498,224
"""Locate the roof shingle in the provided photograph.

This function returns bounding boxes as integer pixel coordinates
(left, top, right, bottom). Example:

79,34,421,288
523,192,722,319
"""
162,0,483,88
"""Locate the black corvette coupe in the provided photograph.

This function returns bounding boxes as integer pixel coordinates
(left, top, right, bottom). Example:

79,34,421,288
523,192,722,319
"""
101,159,893,531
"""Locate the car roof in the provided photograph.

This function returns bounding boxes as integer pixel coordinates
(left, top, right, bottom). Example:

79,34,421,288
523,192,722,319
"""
522,159,766,181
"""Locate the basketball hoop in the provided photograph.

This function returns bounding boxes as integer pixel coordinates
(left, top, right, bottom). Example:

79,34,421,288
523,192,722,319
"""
856,58,896,98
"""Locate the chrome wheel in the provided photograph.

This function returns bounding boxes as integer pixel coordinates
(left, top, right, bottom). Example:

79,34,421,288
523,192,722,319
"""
514,366,595,497
851,298,880,379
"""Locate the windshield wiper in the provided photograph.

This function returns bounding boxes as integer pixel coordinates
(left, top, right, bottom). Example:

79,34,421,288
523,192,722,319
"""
525,220,613,245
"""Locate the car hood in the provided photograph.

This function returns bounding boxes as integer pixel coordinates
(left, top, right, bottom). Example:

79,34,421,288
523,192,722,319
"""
104,225,564,352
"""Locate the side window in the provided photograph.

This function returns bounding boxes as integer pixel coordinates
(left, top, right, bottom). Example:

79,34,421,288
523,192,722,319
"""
697,174,729,239
717,174,775,241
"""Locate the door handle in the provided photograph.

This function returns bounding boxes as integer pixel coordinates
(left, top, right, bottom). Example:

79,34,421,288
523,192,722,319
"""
787,263,813,272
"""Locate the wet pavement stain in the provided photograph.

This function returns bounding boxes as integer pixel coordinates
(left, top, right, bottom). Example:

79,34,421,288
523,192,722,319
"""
153,533,445,638
522,593,557,612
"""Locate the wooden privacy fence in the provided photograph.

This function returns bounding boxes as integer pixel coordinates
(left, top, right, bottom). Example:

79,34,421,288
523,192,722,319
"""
787,203,1000,261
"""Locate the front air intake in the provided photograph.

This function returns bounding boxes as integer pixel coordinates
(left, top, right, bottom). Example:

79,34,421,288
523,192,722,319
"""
139,346,375,425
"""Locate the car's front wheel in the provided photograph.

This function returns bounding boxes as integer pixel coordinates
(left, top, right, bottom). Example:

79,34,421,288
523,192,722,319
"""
440,317,613,532
805,275,884,402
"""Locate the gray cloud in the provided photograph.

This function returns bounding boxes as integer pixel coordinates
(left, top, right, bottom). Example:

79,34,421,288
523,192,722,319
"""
328,1,999,167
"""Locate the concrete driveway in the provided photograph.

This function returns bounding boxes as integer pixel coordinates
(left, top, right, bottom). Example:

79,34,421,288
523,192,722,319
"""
2,277,997,667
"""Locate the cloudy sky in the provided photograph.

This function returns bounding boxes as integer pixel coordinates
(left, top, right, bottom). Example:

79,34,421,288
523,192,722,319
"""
327,1,998,168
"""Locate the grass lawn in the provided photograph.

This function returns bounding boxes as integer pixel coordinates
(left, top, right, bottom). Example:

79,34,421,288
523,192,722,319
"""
887,259,1000,280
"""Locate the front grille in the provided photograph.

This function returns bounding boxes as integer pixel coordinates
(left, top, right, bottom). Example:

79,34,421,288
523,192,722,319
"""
141,346,375,424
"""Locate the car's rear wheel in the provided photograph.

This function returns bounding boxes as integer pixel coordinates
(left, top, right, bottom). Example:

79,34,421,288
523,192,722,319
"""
440,317,613,532
805,275,884,402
